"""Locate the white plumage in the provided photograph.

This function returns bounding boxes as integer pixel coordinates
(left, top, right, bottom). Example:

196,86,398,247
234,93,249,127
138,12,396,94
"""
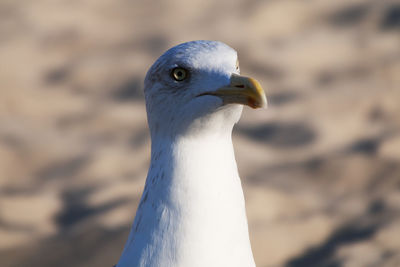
117,40,266,267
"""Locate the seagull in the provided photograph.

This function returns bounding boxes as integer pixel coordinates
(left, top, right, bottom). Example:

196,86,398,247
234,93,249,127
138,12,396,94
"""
117,40,267,267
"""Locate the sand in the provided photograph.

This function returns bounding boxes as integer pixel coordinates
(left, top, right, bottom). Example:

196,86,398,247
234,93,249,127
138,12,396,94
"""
0,0,399,266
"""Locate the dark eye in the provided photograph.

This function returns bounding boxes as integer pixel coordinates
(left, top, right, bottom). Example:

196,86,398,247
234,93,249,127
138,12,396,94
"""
236,59,240,71
171,67,188,81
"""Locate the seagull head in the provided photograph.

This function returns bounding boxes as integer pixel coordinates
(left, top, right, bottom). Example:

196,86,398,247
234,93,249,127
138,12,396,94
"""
144,40,267,138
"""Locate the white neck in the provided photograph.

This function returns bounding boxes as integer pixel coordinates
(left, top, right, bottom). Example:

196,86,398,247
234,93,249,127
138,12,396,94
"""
118,131,255,267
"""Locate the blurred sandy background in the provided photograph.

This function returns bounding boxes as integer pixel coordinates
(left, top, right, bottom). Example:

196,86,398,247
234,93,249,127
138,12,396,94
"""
0,0,400,266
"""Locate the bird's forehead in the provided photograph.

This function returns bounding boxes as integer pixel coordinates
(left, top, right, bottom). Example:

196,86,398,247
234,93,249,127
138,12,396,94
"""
160,41,237,72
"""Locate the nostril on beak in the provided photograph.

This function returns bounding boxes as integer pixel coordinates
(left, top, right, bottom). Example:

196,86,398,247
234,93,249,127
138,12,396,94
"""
234,84,245,88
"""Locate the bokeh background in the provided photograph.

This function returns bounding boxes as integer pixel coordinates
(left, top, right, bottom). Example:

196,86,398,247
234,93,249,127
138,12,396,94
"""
1,0,400,266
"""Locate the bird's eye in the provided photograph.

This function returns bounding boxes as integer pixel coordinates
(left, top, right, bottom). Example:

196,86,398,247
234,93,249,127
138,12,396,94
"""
236,59,240,71
171,68,188,81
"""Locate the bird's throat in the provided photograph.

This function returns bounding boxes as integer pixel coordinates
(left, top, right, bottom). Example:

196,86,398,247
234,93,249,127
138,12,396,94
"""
118,133,255,267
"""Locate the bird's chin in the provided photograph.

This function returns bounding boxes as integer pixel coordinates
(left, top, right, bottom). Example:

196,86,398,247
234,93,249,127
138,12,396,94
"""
191,94,223,110
178,98,242,137
195,94,243,112
187,94,242,122
220,103,243,124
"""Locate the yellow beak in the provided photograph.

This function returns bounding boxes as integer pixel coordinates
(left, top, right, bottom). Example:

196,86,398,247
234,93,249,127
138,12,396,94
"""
203,74,267,109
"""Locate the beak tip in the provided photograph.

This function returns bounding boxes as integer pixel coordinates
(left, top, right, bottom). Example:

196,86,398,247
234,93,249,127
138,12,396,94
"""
257,95,268,109
259,93,267,108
